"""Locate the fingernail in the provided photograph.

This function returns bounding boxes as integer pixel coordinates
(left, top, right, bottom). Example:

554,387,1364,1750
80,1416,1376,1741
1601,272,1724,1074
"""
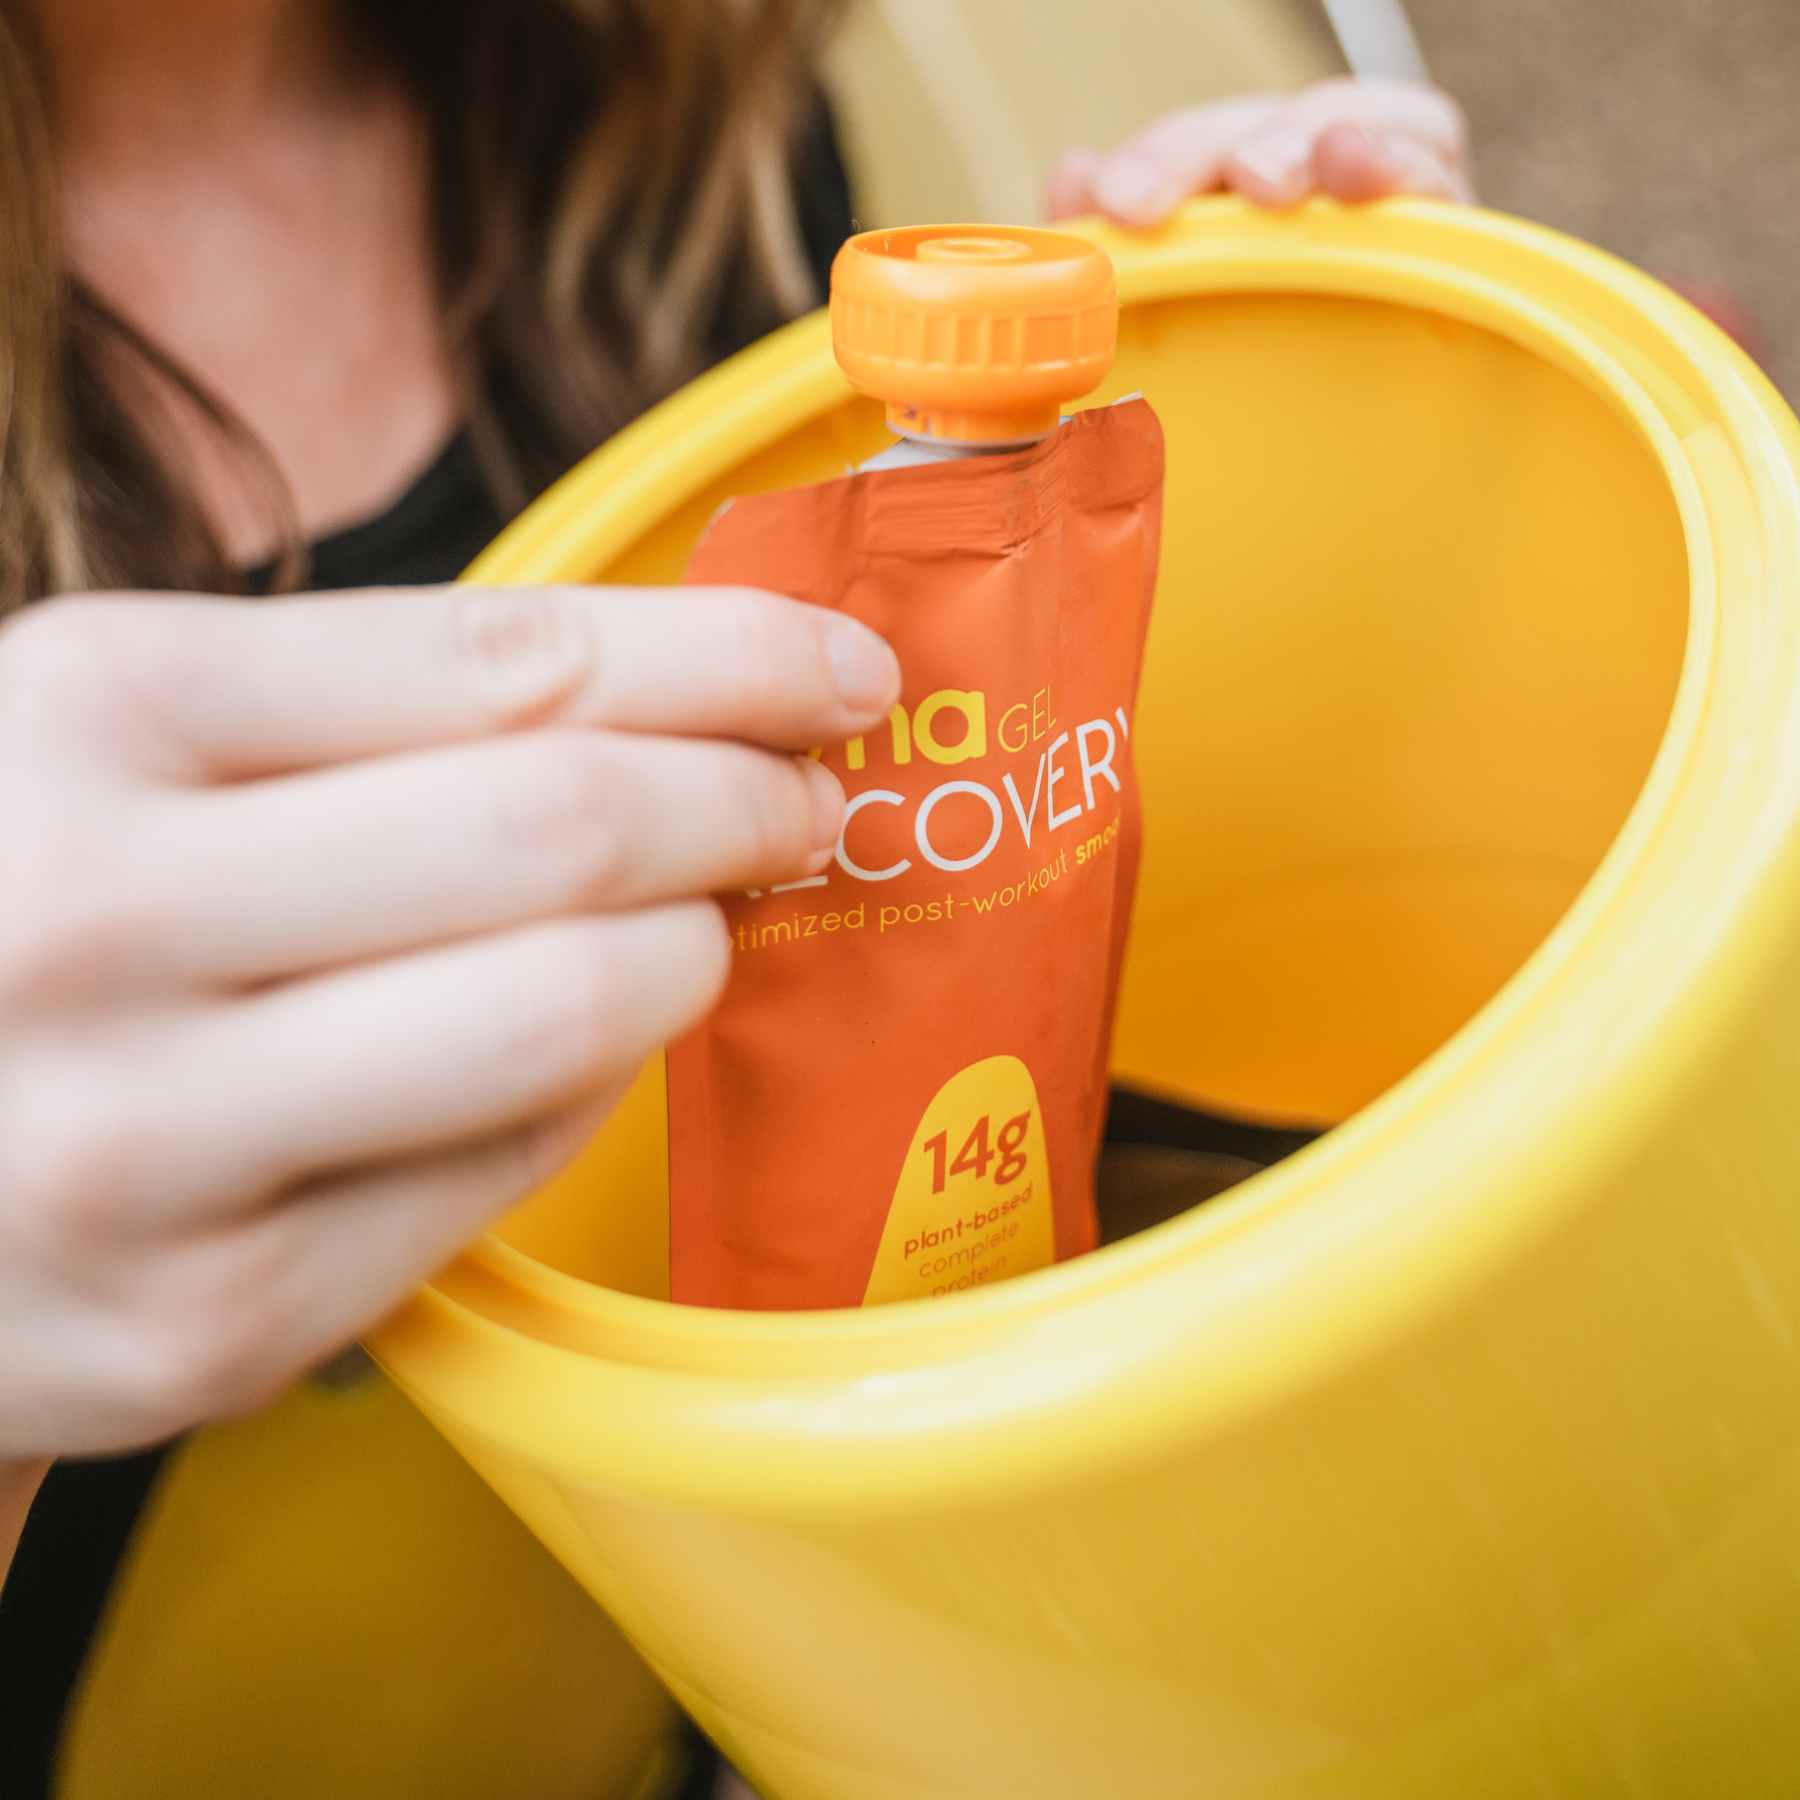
1233,125,1314,198
800,756,846,854
1313,122,1383,200
825,615,900,715
1095,152,1177,220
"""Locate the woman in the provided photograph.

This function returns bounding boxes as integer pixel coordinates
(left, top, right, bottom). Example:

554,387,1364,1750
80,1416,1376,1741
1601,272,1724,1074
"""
0,0,1471,1790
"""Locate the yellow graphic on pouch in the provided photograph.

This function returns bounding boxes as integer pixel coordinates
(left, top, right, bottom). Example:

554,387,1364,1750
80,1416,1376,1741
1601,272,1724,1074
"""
863,1055,1055,1305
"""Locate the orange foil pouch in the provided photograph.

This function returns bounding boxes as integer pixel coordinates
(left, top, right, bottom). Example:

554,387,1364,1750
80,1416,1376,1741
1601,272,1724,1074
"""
667,228,1163,1310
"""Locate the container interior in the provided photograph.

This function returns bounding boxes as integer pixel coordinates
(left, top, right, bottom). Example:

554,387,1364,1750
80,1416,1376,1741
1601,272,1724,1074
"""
494,290,1691,1299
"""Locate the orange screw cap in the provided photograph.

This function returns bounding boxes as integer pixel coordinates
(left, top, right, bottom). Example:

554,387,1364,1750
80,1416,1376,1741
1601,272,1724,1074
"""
830,225,1119,446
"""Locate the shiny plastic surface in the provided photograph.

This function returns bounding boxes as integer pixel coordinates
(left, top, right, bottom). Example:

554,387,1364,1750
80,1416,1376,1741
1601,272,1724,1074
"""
831,224,1117,442
60,1374,681,1800
373,199,1800,1797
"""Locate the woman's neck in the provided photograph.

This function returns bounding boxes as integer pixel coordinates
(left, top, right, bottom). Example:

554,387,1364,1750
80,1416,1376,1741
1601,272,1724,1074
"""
36,0,359,161
38,0,458,560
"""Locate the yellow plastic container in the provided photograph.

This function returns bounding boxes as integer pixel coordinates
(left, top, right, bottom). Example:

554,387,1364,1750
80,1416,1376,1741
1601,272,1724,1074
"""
373,199,1800,1798
60,1373,682,1800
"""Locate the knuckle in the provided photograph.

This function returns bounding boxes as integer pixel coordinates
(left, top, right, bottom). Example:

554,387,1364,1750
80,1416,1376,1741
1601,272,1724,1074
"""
12,1084,156,1251
0,600,112,724
134,1314,249,1425
1142,102,1232,154
719,586,800,685
138,1239,291,1425
91,1323,190,1444
448,588,589,725
491,734,628,896
0,839,152,1006
1307,73,1467,154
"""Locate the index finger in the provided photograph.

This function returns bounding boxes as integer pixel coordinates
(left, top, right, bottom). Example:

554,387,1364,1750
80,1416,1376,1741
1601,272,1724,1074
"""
81,584,902,780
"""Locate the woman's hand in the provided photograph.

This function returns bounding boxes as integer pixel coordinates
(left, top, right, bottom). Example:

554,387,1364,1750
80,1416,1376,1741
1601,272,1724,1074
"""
1048,78,1473,228
0,584,899,1460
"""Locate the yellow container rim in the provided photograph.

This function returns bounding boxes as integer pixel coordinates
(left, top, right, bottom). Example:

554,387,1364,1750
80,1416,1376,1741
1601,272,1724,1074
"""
375,198,1800,1518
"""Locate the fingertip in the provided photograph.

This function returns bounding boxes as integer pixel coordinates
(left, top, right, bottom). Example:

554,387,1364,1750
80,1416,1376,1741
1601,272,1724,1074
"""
1312,121,1393,203
822,613,901,722
1045,148,1101,220
798,754,847,857
650,897,735,1022
696,899,736,1002
1223,124,1316,209
1092,151,1183,228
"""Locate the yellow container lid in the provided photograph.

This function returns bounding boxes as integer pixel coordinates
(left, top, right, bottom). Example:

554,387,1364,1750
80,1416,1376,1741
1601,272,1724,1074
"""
830,224,1118,443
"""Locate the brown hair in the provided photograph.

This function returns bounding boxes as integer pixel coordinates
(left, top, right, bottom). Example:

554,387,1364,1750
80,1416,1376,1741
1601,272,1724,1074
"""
0,0,842,610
